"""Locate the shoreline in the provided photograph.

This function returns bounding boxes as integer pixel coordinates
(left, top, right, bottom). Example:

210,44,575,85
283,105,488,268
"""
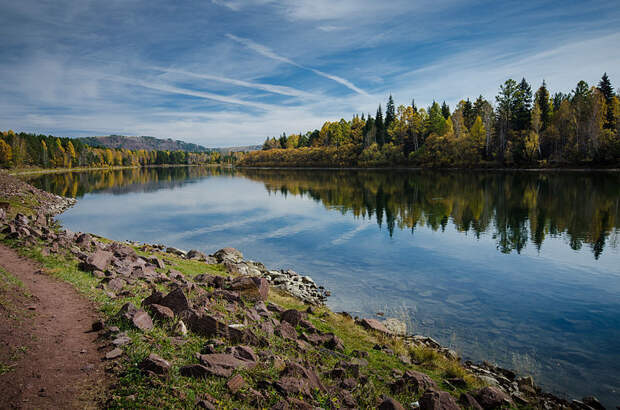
0,170,607,409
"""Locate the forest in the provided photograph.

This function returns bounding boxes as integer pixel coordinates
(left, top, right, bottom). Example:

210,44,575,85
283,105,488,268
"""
241,74,620,168
0,131,240,169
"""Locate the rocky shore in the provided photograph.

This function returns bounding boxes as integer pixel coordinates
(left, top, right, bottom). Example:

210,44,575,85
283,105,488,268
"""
0,170,611,409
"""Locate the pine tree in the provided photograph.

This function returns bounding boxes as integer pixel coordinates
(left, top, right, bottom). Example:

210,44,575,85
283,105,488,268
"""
441,101,450,119
534,81,553,131
514,78,532,131
463,98,474,129
598,72,615,129
385,95,396,143
376,105,385,146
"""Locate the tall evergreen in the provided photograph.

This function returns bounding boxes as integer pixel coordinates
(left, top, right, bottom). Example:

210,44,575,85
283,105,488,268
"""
463,98,474,129
514,78,532,131
411,98,417,112
441,101,450,119
375,106,385,146
385,95,396,140
534,81,553,131
598,72,615,129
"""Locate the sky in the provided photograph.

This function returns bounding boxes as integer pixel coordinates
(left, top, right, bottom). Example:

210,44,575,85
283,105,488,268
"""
1,0,619,147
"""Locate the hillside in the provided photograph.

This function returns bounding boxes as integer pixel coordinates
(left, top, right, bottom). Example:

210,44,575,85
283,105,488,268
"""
79,135,261,154
79,135,211,153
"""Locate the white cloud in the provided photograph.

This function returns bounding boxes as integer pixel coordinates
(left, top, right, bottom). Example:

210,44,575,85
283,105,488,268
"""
226,34,368,96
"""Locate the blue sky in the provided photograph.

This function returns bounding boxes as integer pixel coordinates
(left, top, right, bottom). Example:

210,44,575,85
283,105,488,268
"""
1,0,619,147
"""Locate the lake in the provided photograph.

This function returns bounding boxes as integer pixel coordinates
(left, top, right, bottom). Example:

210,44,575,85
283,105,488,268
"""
25,167,620,406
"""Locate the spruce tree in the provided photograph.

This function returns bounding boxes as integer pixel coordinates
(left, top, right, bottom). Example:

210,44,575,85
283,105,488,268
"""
534,81,552,131
598,72,615,129
441,101,450,119
375,105,385,146
385,95,396,133
514,78,532,131
463,98,474,129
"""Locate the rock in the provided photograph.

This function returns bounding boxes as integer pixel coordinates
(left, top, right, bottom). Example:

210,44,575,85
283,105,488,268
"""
142,290,164,306
112,335,131,346
150,257,165,269
180,364,218,378
105,348,123,360
227,374,245,393
378,397,406,410
139,353,171,375
276,321,297,340
149,304,175,321
229,345,258,363
75,233,93,249
91,320,105,331
107,277,125,292
213,247,243,263
475,386,512,409
280,309,303,327
275,377,311,397
187,249,207,260
419,389,460,410
166,247,187,257
229,276,269,302
159,288,191,314
324,334,345,351
384,318,407,336
174,320,188,336
132,310,154,331
82,250,113,272
391,370,438,394
280,362,326,393
459,393,483,410
116,302,139,321
358,318,391,334
198,353,256,377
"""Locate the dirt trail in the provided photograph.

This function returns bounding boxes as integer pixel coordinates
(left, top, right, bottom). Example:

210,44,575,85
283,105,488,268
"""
0,244,108,409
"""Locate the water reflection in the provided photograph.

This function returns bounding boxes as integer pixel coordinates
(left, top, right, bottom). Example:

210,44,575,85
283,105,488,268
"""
26,167,620,258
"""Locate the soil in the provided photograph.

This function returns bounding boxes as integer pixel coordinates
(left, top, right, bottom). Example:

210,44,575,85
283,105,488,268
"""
0,244,108,409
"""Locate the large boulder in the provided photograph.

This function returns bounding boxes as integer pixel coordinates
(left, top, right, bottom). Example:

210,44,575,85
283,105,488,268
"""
391,370,438,394
183,311,259,344
213,247,243,263
82,250,114,272
187,249,207,260
159,288,191,314
358,318,391,334
419,389,460,410
139,353,171,375
280,309,303,327
475,386,512,409
116,302,153,331
378,397,406,410
229,276,269,302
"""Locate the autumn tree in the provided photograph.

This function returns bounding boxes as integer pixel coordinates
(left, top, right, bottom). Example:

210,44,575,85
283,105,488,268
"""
0,139,12,166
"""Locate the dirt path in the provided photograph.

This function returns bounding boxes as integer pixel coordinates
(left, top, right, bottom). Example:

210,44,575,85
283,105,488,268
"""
0,244,108,409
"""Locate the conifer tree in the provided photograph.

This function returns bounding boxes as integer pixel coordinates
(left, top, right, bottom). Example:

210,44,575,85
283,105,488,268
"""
598,72,616,129
441,101,450,119
535,81,553,131
385,95,396,141
375,105,385,146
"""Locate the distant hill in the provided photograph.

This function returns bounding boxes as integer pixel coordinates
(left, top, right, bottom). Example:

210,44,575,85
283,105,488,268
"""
78,135,211,152
78,135,261,154
216,145,262,154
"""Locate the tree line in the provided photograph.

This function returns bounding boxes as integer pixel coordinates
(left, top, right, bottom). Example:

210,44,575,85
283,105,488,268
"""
242,73,620,167
0,131,241,169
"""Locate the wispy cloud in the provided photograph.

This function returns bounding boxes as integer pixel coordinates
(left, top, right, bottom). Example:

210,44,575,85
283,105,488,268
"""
152,66,316,99
226,34,369,96
111,75,275,110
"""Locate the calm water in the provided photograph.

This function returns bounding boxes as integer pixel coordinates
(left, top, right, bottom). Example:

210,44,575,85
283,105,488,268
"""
26,167,620,406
